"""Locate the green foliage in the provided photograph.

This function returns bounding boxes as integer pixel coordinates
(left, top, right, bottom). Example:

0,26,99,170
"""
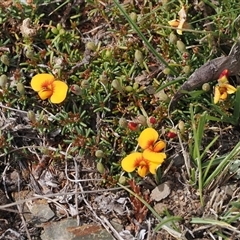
0,1,240,238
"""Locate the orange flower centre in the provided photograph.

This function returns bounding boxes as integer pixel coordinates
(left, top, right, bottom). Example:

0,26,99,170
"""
134,157,149,169
146,140,155,149
41,80,54,93
219,86,227,94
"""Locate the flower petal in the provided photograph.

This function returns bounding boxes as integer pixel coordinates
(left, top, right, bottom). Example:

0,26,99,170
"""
218,75,228,84
177,19,184,35
214,86,220,104
50,80,68,103
168,19,179,27
149,161,161,175
121,152,142,173
138,128,158,150
137,165,149,177
38,89,52,100
31,74,55,92
153,140,166,152
220,91,228,100
143,149,166,164
225,84,237,94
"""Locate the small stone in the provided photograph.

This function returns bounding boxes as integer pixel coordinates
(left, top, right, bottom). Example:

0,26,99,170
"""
26,199,55,223
150,181,172,202
154,202,168,215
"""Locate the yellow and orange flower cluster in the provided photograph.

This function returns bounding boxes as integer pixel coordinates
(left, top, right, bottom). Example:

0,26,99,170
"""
31,73,68,104
214,69,236,104
121,128,166,177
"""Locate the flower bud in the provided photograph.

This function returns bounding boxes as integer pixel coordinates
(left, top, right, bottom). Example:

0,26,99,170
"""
105,49,112,59
130,12,137,22
183,65,191,74
182,52,189,60
56,23,62,30
177,40,186,53
178,120,185,133
27,110,36,123
135,50,143,64
1,54,9,66
219,69,228,79
81,80,90,89
119,117,128,128
167,129,177,138
156,89,169,101
136,115,147,126
118,175,127,185
70,84,82,95
202,83,211,92
97,162,105,174
133,82,139,90
59,29,65,35
25,48,35,59
86,41,97,51
99,73,108,85
95,150,104,158
125,85,133,92
51,27,59,35
148,116,157,125
169,32,178,44
0,74,8,88
17,82,25,95
128,121,139,131
111,79,122,91
163,68,171,75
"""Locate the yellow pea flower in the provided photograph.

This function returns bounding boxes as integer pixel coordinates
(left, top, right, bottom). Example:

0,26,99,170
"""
31,73,68,104
214,84,236,104
213,69,236,104
138,128,166,164
121,128,166,177
121,152,164,177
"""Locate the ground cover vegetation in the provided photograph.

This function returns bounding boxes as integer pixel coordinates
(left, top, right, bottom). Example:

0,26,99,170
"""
0,0,240,239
